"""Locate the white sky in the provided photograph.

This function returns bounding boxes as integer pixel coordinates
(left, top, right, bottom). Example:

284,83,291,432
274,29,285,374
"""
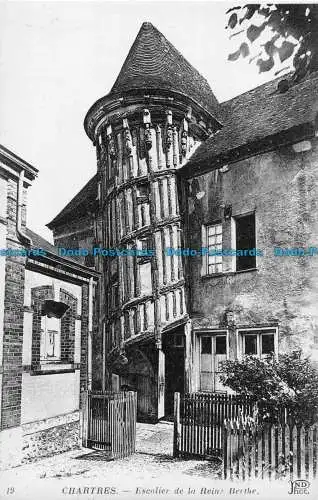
0,0,288,242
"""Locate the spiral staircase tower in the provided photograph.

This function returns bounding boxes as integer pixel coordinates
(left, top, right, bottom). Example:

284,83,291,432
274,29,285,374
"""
84,22,221,419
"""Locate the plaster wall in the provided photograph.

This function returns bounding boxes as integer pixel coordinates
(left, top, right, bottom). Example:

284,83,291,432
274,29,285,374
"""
21,371,80,424
185,139,318,362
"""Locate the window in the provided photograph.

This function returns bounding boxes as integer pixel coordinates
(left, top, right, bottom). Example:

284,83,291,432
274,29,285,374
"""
244,334,257,354
137,237,152,258
31,287,77,370
111,281,119,309
261,333,275,355
241,329,276,358
200,333,228,392
40,299,69,362
136,239,152,295
235,213,256,271
138,261,152,295
201,336,212,354
138,203,150,227
40,315,60,361
203,223,223,275
137,184,149,199
215,335,227,354
136,184,150,228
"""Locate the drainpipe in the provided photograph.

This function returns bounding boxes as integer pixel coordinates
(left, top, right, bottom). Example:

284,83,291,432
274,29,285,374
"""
17,169,32,246
87,277,93,391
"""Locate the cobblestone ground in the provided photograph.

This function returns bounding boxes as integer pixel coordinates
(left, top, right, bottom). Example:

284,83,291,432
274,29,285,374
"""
1,423,299,500
0,422,222,500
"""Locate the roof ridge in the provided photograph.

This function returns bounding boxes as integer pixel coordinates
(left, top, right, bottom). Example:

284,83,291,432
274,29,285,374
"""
220,70,318,107
180,70,318,176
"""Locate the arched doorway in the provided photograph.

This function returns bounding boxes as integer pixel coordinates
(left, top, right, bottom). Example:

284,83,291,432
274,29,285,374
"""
120,345,157,422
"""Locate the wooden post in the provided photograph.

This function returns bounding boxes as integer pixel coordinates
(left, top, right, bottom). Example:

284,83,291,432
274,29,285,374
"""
308,425,314,478
222,420,228,479
184,320,193,393
157,348,165,419
300,425,306,479
173,392,181,457
292,425,298,480
80,390,88,448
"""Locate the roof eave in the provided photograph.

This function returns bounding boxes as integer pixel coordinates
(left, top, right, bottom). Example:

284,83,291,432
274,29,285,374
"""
0,144,38,181
27,250,100,280
178,121,316,179
84,88,222,143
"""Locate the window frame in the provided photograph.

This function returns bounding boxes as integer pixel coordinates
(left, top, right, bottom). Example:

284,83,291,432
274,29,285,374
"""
137,259,152,296
237,327,278,360
201,222,223,276
40,315,61,362
231,211,257,272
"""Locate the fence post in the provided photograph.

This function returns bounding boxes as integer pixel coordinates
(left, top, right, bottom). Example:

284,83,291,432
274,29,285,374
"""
222,420,228,479
173,392,181,457
80,390,88,448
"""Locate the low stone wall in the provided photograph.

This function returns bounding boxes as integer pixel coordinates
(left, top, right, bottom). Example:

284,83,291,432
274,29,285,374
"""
22,411,80,463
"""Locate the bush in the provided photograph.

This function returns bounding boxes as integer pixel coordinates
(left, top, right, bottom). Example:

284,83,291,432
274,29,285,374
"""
220,350,318,426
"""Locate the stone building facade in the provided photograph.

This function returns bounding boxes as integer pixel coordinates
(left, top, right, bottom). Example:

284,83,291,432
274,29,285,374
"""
48,23,318,421
0,145,98,468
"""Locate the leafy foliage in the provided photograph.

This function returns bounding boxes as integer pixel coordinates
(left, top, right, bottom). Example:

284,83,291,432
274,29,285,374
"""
226,4,318,84
220,350,318,425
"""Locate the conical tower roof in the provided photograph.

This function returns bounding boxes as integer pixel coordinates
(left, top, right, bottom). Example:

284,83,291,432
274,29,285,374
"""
110,22,220,119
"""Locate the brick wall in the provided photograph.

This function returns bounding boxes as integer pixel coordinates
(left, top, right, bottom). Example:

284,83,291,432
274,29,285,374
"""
60,289,77,363
1,255,25,428
1,176,26,429
30,286,52,369
30,285,78,367
80,283,89,396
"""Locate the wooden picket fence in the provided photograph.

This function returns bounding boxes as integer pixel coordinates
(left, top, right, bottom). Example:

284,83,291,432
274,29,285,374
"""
81,391,137,459
223,418,318,480
173,392,255,458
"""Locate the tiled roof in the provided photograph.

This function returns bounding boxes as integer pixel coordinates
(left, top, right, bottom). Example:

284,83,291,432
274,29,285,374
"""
110,22,220,119
26,228,99,276
26,228,76,262
47,174,98,229
181,72,318,177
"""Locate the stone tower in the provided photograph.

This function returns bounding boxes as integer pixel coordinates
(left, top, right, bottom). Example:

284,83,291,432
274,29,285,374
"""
84,22,221,420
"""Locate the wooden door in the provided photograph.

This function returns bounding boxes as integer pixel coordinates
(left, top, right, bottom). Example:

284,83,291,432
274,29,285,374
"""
200,335,227,392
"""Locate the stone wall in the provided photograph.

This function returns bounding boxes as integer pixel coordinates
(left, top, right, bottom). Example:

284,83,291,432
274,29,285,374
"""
22,411,80,463
184,138,318,362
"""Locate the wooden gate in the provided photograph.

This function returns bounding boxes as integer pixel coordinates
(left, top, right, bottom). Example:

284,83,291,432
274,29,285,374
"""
81,391,137,458
173,392,254,458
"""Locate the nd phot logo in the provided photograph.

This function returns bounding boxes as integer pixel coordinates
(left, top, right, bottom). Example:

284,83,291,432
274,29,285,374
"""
288,479,310,495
